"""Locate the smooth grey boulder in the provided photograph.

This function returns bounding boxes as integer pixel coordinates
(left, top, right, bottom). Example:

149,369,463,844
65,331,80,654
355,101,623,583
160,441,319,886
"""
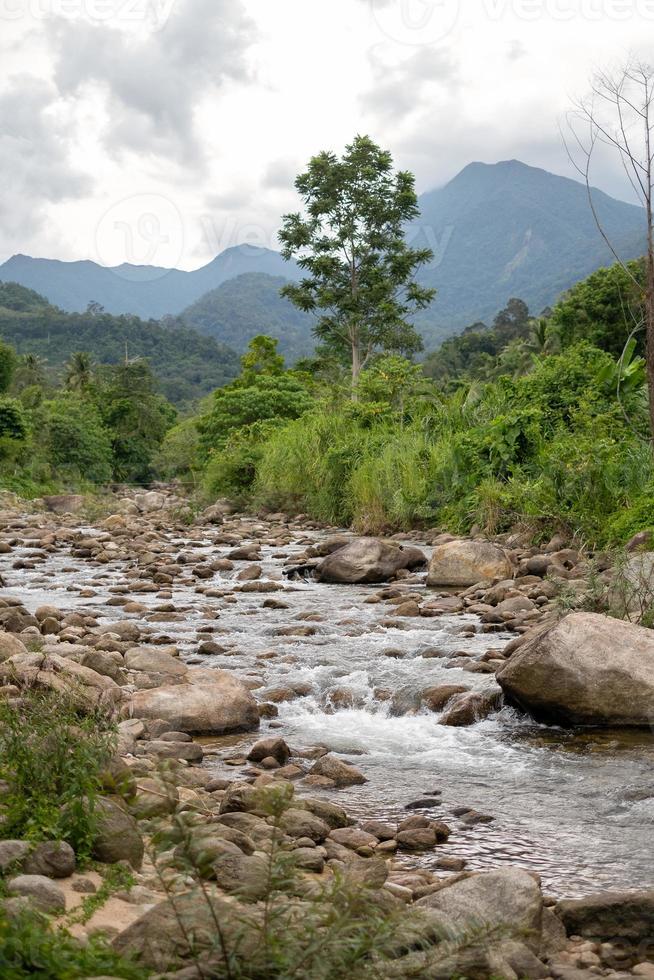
92,797,144,869
0,840,30,873
315,537,426,584
23,841,75,879
497,612,654,726
415,868,544,952
557,889,654,942
7,874,66,914
427,540,513,587
0,632,28,662
128,669,259,735
308,754,367,786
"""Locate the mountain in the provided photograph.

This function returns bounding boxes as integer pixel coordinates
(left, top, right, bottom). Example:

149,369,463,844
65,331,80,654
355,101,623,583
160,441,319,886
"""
411,159,645,343
0,160,646,350
0,282,240,406
177,273,315,361
0,246,298,320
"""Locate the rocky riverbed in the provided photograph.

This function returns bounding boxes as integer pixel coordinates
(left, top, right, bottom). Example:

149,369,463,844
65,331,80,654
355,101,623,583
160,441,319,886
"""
0,488,653,978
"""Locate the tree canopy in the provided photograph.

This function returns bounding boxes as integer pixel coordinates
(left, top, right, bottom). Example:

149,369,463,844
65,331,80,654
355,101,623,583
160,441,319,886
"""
279,135,435,388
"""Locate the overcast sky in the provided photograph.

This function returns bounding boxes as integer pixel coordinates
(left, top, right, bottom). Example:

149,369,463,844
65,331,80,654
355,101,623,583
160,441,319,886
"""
1,0,653,269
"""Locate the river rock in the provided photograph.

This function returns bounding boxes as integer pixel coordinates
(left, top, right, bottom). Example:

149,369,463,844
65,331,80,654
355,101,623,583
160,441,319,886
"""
0,652,122,709
308,754,367,786
247,737,290,765
427,540,513,587
557,890,654,942
0,632,28,662
124,647,187,678
314,537,426,584
0,841,30,873
416,867,544,951
130,777,179,819
7,874,66,914
439,689,502,727
497,612,654,726
43,494,85,515
23,841,75,879
128,669,259,734
113,887,260,970
134,491,166,513
91,797,144,868
81,649,127,684
422,684,469,712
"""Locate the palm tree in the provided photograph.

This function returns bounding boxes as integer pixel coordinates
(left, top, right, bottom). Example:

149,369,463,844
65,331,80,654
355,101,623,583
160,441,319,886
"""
65,351,94,392
17,353,47,388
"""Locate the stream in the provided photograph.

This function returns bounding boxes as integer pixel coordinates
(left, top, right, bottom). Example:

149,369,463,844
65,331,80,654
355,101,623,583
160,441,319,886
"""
2,517,653,899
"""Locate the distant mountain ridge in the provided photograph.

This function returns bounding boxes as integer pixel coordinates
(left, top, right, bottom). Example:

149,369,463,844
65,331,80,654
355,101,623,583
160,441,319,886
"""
0,246,298,320
0,160,647,348
410,159,645,342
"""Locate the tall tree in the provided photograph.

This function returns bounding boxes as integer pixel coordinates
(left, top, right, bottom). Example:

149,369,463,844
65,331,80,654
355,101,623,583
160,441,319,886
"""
65,351,94,393
0,341,16,394
565,62,654,440
278,135,436,392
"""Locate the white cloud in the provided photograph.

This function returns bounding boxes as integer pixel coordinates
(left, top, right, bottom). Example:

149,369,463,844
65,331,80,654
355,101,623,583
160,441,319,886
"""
0,0,652,265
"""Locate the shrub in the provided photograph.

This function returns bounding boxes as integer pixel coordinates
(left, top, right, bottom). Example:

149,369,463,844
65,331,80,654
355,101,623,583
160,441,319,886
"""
0,689,117,860
605,484,654,545
40,394,113,484
0,907,146,979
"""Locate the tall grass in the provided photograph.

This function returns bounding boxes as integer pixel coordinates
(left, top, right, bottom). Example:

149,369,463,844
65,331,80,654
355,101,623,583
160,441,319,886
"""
223,346,654,545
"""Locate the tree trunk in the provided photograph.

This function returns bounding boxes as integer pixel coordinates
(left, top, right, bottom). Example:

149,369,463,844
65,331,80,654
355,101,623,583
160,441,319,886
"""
646,250,654,443
351,339,361,400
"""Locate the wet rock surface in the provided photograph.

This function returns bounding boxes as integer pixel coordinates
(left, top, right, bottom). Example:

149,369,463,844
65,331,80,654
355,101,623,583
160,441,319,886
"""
0,489,652,915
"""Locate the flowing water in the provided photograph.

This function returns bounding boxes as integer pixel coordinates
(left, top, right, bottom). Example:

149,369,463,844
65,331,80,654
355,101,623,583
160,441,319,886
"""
2,520,653,898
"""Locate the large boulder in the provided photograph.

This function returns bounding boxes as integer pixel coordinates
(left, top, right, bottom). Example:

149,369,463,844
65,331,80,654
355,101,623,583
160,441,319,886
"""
92,797,144,868
128,669,259,735
7,874,66,914
43,494,85,515
427,540,513,587
315,537,426,584
0,632,28,663
416,868,544,951
557,890,654,942
113,887,260,970
497,612,654,726
0,652,122,709
23,841,75,879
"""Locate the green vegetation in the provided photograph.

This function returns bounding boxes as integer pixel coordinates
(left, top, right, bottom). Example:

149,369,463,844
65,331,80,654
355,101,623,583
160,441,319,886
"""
177,272,315,362
0,689,116,861
0,907,147,980
0,282,239,406
279,135,435,387
193,336,315,501
0,337,178,494
178,251,654,548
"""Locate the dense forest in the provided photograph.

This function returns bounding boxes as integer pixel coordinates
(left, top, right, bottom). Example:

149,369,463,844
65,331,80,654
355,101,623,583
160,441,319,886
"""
174,272,315,361
0,283,240,407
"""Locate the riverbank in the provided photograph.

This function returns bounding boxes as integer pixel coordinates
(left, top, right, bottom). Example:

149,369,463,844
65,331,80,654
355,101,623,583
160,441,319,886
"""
0,488,653,978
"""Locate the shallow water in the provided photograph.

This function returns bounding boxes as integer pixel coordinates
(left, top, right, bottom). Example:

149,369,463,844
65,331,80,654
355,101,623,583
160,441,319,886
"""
2,520,653,898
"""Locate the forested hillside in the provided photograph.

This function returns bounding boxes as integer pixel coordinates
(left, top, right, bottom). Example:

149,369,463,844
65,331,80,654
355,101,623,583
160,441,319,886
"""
0,283,240,405
176,272,315,361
